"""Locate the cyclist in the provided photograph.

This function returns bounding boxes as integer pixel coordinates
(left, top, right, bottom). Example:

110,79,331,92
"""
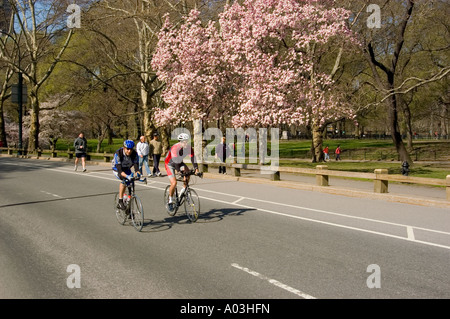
165,133,199,211
113,140,141,210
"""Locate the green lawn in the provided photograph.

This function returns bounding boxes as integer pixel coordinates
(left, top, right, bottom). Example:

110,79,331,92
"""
278,139,450,161
279,160,449,179
56,138,124,153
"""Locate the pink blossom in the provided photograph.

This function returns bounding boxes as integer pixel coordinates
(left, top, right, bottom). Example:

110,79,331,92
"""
152,0,357,128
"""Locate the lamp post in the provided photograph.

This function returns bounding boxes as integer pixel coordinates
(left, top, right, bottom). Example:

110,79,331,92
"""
17,65,23,155
0,30,23,155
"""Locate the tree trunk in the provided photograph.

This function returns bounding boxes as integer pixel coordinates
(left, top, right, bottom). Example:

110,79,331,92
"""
28,89,40,151
364,0,415,164
49,137,58,152
96,136,104,153
0,100,7,147
0,70,13,148
398,94,414,150
441,103,448,138
134,102,142,138
160,126,170,156
403,106,413,151
386,93,412,164
141,90,155,141
311,121,324,163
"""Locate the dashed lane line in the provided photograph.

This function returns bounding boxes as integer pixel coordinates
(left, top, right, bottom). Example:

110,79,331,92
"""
231,263,316,299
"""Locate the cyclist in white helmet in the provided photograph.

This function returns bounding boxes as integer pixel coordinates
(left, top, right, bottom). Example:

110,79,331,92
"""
164,133,199,211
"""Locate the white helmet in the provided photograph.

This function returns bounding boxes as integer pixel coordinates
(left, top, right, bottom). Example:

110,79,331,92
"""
177,133,190,141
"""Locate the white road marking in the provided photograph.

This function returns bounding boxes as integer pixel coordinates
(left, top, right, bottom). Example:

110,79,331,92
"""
231,263,316,299
232,197,245,205
407,226,415,241
41,191,62,198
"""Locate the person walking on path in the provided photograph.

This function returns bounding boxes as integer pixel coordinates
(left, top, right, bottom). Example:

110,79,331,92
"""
335,145,342,161
215,136,231,174
137,136,151,177
150,132,163,176
74,132,87,172
323,146,330,162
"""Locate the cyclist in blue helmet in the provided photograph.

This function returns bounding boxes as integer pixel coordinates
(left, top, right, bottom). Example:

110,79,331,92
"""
113,139,141,210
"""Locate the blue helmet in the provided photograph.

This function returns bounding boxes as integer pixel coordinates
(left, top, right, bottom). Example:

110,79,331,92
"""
123,140,135,149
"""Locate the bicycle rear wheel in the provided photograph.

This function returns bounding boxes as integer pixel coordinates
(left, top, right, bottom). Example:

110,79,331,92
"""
164,185,178,216
130,195,144,232
184,188,200,222
114,193,127,225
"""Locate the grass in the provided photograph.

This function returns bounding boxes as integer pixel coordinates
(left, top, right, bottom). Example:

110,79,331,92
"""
279,160,449,180
278,139,450,162
56,138,124,153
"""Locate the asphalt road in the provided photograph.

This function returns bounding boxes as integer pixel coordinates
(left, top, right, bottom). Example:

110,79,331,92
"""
0,157,449,300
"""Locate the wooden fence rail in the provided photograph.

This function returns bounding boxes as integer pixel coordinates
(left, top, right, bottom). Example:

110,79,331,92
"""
0,147,114,162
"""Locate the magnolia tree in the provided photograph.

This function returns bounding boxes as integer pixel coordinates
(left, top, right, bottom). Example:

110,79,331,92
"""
4,115,29,148
18,108,85,151
38,109,86,151
152,0,357,162
151,10,235,126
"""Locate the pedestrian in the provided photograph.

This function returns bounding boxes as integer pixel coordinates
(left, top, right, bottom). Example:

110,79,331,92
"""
215,136,231,174
323,146,330,162
401,160,410,176
335,145,341,161
150,132,163,176
137,136,151,177
74,132,87,172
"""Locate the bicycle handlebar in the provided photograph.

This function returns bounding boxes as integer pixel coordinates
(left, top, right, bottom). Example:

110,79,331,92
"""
180,169,203,178
125,174,144,182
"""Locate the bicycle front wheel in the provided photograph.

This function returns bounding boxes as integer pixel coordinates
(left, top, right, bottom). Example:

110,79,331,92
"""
114,193,127,225
184,188,200,222
130,195,144,232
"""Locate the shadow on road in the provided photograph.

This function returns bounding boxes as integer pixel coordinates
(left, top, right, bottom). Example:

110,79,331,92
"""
141,207,255,233
0,192,117,209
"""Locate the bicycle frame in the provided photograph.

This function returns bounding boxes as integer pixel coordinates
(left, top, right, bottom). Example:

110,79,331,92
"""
174,170,199,205
174,185,188,207
164,170,202,221
126,180,135,201
115,176,144,231
124,175,145,204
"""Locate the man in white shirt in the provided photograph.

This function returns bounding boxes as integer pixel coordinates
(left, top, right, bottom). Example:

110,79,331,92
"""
137,135,151,177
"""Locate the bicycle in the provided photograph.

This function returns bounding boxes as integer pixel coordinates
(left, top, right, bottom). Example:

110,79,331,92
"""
114,175,145,232
164,169,203,222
